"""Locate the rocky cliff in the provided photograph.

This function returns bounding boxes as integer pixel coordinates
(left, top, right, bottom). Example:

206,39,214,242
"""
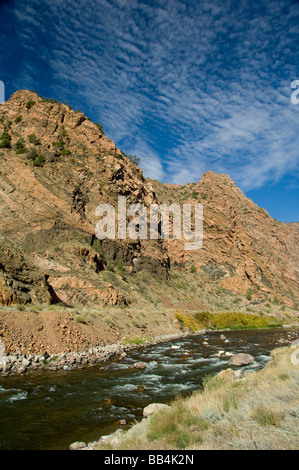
149,174,299,309
0,90,169,307
0,90,298,354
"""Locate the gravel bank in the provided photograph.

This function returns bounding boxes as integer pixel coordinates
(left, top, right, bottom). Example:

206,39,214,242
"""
0,330,205,376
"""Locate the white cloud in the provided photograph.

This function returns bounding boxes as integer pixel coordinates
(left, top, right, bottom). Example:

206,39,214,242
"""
8,0,299,193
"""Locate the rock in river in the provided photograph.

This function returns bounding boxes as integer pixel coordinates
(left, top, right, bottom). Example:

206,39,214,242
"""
227,353,254,366
131,362,146,369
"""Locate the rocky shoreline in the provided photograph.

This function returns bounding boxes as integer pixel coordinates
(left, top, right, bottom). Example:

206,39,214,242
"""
69,337,299,451
0,330,205,376
1,324,297,377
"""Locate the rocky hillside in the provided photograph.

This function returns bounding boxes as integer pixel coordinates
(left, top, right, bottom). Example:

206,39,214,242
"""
148,175,299,309
0,90,169,308
0,90,298,352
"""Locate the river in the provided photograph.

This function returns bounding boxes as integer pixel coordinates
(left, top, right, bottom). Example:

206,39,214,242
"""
0,327,298,450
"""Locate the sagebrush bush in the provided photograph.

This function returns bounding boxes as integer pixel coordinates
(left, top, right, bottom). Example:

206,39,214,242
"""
28,134,40,145
0,132,11,148
26,99,35,109
251,406,285,427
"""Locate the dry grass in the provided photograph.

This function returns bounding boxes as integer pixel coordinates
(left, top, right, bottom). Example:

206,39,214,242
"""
103,346,299,450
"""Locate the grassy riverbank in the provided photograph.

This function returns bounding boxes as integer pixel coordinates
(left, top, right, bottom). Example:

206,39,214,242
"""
175,310,284,331
97,345,299,450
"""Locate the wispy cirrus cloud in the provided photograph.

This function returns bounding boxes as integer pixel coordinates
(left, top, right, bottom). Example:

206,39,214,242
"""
2,0,299,192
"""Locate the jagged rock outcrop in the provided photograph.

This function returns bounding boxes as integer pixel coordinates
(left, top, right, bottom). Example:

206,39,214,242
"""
0,90,298,312
149,172,299,308
0,245,53,305
0,90,168,306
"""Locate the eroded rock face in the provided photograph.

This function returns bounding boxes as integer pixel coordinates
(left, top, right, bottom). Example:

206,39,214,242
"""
149,173,299,308
0,90,298,311
0,90,169,306
0,246,53,305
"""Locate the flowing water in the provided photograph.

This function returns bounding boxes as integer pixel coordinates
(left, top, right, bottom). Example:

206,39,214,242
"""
0,327,298,450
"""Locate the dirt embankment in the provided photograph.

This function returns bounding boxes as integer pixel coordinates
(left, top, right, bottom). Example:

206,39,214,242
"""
0,305,181,357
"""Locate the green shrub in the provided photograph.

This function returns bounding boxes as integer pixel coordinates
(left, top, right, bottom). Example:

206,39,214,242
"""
128,154,140,166
16,147,27,154
61,148,71,156
194,311,282,330
175,313,200,332
33,155,45,167
44,98,58,104
106,261,115,272
28,134,40,145
0,132,11,149
26,99,36,109
190,264,197,273
246,288,253,301
251,406,285,427
27,148,38,161
91,239,102,253
15,115,22,123
115,261,125,272
76,315,87,324
52,141,65,151
95,122,105,134
15,139,24,149
15,139,27,154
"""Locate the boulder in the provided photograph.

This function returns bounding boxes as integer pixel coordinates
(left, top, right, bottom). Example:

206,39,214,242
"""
22,358,30,368
100,429,124,446
217,368,235,381
69,441,86,450
131,362,146,369
215,350,225,357
227,353,254,366
143,403,170,418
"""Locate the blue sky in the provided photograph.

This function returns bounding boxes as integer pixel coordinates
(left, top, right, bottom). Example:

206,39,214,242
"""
0,0,298,222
